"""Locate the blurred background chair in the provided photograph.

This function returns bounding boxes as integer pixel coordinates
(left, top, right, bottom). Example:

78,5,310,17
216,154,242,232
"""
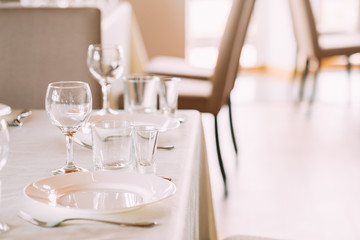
145,0,256,196
288,0,360,103
0,7,102,109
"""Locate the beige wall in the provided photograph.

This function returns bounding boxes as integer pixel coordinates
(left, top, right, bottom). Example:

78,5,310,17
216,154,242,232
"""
127,0,185,59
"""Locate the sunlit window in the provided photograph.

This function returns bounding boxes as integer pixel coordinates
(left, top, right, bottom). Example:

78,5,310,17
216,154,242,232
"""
313,0,359,33
185,0,231,68
313,0,360,64
186,0,360,70
186,0,258,69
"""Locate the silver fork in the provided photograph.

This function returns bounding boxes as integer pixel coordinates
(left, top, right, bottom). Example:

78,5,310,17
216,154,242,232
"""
18,210,157,228
8,109,32,127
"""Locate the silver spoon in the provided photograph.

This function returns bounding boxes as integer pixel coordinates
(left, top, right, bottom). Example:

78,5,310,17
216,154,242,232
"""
18,210,157,228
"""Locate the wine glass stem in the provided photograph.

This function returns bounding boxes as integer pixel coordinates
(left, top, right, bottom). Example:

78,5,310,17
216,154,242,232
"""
101,83,111,112
65,134,76,170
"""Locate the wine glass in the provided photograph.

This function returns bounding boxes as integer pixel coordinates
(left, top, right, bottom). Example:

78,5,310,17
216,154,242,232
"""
45,81,92,175
87,44,124,116
0,119,10,232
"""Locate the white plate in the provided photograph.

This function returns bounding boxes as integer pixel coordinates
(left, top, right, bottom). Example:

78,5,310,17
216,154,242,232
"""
0,104,11,117
24,171,176,214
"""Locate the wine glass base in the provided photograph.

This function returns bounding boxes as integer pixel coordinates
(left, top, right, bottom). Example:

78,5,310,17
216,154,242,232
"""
0,222,10,233
51,166,88,175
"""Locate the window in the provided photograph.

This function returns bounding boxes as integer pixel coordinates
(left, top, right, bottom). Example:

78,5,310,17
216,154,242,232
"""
313,0,359,33
185,0,231,68
185,0,259,69
185,0,360,71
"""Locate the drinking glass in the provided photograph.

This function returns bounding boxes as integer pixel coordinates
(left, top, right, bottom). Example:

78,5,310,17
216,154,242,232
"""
87,44,124,116
123,75,159,113
92,120,133,170
45,81,92,175
159,77,180,115
133,125,159,174
0,119,10,232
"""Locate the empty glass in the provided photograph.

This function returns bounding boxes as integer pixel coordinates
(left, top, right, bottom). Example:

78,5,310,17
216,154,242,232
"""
159,77,180,115
87,44,124,116
0,119,9,232
92,120,133,170
123,75,159,113
133,125,159,174
45,81,92,175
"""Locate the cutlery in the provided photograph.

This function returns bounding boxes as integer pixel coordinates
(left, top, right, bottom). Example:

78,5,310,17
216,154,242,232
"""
18,210,157,228
160,176,172,181
177,117,185,123
73,137,92,149
74,137,175,150
157,145,175,150
8,109,32,127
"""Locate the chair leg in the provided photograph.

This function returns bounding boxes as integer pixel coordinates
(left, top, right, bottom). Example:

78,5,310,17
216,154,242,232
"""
346,56,352,104
346,56,351,79
292,46,299,81
227,97,238,156
309,61,320,105
215,115,228,197
298,58,309,101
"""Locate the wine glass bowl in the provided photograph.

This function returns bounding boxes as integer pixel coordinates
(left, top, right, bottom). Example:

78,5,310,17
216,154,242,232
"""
87,44,124,115
45,81,92,175
0,119,10,232
0,120,9,172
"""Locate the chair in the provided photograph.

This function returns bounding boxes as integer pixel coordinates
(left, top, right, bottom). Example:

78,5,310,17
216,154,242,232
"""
288,0,360,103
0,7,102,109
145,0,256,196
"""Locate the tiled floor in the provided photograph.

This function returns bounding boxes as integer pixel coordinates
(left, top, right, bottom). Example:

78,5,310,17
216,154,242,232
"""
204,68,360,240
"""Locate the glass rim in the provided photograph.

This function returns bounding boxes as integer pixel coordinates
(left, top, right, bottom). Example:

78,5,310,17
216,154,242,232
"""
92,119,131,128
123,75,160,82
48,81,90,89
159,76,181,82
133,125,160,131
88,44,123,51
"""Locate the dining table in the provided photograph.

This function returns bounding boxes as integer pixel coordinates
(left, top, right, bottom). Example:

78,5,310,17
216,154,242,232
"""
0,109,217,239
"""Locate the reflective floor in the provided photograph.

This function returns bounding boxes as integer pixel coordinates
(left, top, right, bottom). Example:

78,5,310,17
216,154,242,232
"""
205,68,360,240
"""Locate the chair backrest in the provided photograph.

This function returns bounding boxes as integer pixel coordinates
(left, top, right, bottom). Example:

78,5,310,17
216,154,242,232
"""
208,0,255,114
288,0,320,59
0,7,102,109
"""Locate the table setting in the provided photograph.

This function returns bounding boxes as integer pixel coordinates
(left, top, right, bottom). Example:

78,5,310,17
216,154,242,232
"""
0,43,216,239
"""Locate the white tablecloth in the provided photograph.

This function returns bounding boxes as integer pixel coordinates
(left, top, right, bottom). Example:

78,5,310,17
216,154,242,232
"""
0,110,216,239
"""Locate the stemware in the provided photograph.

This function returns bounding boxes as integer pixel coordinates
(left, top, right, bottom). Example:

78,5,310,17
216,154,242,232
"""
45,81,92,175
87,44,124,116
0,119,10,232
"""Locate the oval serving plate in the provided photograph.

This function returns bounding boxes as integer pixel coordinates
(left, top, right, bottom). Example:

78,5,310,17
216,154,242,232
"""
24,171,176,214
